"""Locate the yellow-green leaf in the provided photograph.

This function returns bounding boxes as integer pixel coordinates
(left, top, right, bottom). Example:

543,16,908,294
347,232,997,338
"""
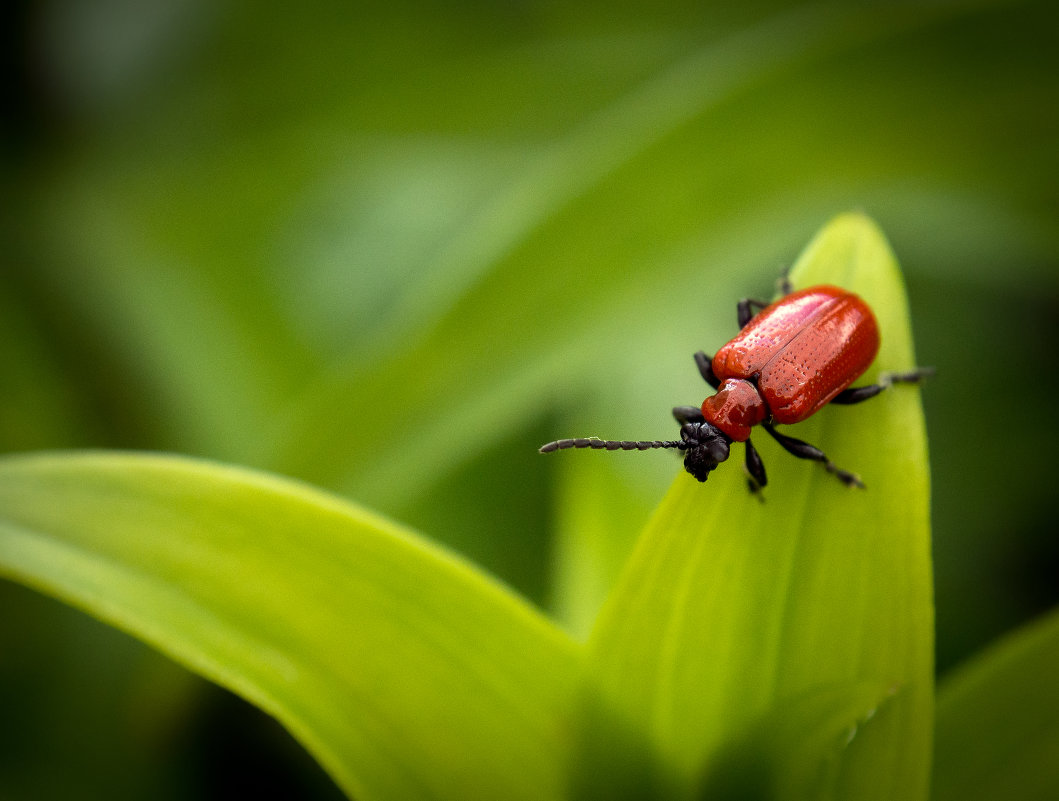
580,213,933,800
0,452,580,801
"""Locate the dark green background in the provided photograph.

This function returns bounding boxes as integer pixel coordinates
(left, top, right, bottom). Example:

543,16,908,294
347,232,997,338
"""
2,1,1056,797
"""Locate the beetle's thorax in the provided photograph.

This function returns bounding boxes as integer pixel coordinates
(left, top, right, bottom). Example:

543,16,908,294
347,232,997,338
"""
700,378,768,441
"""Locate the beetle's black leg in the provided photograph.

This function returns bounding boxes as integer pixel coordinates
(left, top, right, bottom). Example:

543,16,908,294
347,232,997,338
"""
762,423,864,488
831,367,935,405
744,438,767,496
673,405,705,425
737,298,771,328
693,351,721,390
738,269,792,328
776,270,793,296
829,384,885,404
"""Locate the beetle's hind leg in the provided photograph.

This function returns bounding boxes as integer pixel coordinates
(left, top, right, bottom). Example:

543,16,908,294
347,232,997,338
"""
737,298,770,328
776,270,793,296
762,423,864,488
830,367,935,405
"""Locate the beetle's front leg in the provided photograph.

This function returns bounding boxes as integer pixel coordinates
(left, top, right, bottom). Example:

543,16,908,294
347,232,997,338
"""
693,351,721,390
672,405,705,425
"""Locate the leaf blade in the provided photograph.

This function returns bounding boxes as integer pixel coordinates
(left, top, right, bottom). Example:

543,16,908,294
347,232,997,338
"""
0,451,580,801
582,213,933,800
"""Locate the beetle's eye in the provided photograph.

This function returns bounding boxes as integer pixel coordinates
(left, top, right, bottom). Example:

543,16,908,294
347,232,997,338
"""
706,438,730,463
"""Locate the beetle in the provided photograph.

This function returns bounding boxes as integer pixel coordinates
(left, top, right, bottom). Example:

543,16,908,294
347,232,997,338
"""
540,281,931,491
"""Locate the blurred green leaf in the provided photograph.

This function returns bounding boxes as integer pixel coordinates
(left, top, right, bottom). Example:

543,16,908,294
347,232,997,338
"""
933,606,1059,801
549,455,655,639
578,213,933,800
0,452,580,801
264,0,995,502
12,2,1056,624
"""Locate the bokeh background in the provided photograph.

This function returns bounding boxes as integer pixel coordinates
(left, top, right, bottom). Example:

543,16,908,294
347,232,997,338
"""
2,0,1057,797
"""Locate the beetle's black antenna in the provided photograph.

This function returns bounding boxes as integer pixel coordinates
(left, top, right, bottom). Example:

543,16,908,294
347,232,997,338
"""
539,437,686,453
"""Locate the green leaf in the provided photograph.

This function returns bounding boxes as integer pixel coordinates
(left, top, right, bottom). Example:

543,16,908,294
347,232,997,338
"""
550,455,655,640
0,452,580,801
579,213,934,800
933,606,1059,801
700,680,900,801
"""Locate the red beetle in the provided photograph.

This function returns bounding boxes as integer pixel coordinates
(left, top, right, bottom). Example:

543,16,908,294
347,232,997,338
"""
541,282,930,491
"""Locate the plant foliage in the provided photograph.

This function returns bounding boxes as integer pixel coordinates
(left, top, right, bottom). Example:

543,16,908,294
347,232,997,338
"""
0,215,995,801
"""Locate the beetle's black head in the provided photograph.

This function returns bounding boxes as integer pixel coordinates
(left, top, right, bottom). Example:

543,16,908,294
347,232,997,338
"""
679,421,732,482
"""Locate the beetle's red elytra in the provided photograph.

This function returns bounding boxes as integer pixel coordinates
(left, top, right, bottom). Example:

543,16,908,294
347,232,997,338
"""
540,281,931,492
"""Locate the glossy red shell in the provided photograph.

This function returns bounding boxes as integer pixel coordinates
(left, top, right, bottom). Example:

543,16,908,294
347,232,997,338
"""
706,285,880,437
